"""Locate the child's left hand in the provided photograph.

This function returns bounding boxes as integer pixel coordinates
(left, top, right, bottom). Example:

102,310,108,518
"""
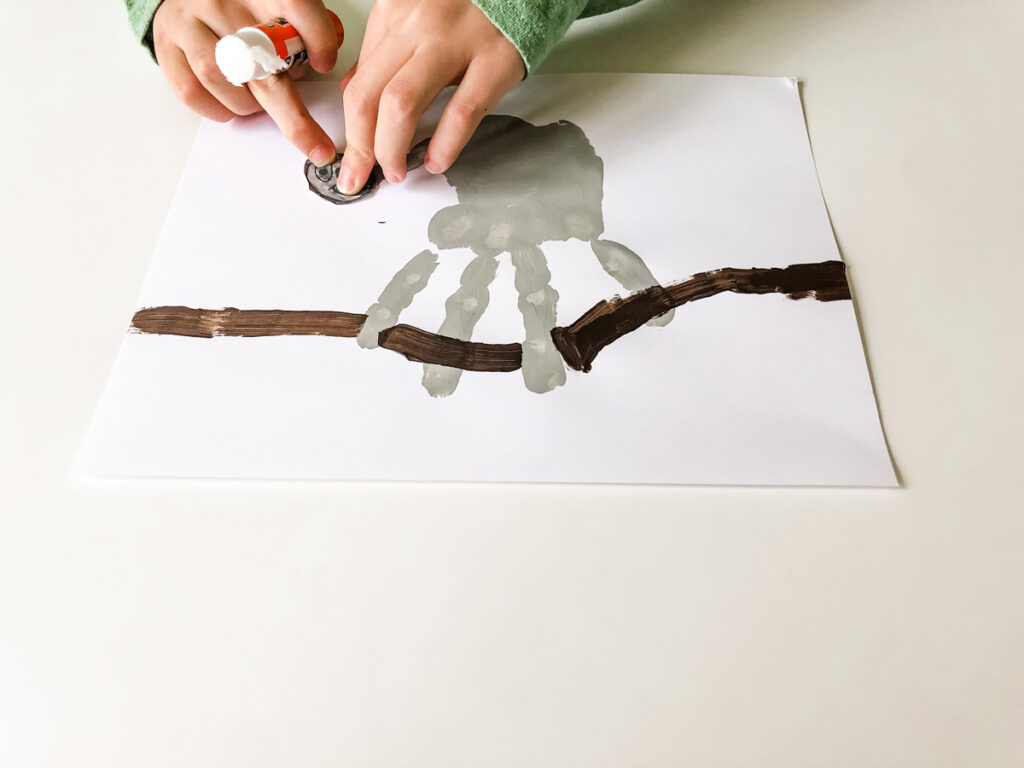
152,0,342,166
336,0,526,194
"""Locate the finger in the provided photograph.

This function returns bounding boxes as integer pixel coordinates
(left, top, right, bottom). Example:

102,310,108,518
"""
356,4,389,61
276,1,341,73
248,74,336,165
337,8,388,96
338,42,414,193
425,57,522,173
156,43,234,122
374,51,460,183
182,22,261,116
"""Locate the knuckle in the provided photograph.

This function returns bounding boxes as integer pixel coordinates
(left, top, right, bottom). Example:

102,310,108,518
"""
446,98,486,129
343,145,374,165
342,81,375,119
428,146,455,170
193,57,223,85
282,123,318,151
380,80,420,119
173,77,206,106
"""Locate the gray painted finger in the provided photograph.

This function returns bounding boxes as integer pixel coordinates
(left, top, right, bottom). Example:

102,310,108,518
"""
511,245,566,394
358,250,439,349
590,239,675,327
422,254,500,397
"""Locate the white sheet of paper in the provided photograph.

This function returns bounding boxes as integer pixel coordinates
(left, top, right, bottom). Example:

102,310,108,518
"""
78,74,896,486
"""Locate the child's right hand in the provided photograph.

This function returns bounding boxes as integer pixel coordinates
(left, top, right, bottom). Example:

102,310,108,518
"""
152,0,340,167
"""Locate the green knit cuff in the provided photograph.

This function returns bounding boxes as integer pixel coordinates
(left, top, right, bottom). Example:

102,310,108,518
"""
472,0,591,72
126,0,163,61
578,0,643,19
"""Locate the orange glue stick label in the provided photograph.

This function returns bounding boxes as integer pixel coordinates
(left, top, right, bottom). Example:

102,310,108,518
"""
215,11,344,86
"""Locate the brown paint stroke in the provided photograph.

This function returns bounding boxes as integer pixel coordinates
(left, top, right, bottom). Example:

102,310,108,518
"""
380,325,521,372
129,260,849,374
551,260,850,372
130,307,366,338
129,306,521,371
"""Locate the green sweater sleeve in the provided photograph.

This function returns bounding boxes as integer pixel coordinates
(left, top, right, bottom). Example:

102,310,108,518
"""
126,0,162,59
126,0,641,70
473,0,642,72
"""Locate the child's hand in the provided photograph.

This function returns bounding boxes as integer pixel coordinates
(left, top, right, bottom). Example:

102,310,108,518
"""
337,0,526,194
152,0,340,166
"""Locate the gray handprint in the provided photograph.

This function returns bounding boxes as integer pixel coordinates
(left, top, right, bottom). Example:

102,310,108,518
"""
306,114,674,396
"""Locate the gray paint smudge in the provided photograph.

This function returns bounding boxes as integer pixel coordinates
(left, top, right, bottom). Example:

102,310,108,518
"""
511,245,566,393
590,239,675,327
422,254,500,397
405,138,429,173
358,249,439,349
427,115,605,257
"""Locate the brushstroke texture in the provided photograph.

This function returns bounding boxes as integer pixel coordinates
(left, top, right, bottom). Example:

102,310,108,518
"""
551,260,851,372
385,325,521,372
130,307,366,337
131,306,520,370
131,261,850,378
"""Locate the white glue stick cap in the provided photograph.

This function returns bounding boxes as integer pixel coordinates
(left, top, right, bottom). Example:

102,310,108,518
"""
215,30,284,86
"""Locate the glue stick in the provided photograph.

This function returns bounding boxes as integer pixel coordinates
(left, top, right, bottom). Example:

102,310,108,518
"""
215,12,344,87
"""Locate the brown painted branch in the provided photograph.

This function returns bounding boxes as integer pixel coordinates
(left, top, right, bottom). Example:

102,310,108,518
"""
130,306,522,372
129,260,849,373
130,307,366,338
552,260,850,372
378,325,521,372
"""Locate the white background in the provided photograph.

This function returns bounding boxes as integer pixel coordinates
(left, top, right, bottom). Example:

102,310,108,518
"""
2,0,1022,765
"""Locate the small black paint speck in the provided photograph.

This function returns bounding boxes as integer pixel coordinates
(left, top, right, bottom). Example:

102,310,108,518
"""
378,221,386,224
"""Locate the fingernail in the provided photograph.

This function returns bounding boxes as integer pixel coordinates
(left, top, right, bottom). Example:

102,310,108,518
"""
424,156,443,174
338,167,357,194
310,145,336,167
385,170,404,184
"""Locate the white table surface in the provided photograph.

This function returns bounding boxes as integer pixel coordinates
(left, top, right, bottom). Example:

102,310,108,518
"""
2,0,1021,765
